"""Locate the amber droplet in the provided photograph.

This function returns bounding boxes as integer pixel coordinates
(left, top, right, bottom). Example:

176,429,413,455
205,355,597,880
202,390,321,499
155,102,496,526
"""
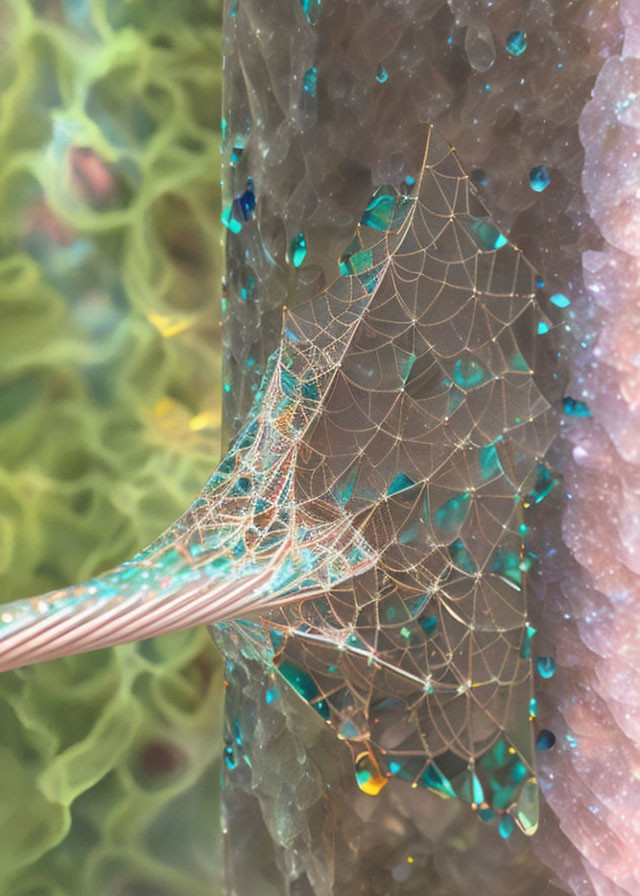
355,749,388,796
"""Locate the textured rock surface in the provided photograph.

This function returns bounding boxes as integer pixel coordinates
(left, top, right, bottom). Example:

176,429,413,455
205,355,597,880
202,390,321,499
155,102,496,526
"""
218,0,639,894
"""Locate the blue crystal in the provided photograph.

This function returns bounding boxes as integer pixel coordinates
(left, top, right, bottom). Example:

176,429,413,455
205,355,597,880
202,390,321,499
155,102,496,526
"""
224,745,237,770
529,165,551,192
505,30,527,56
563,396,591,417
291,232,307,267
537,321,550,335
303,67,317,96
536,729,556,751
536,656,557,679
529,697,538,718
239,179,256,220
375,63,388,84
550,292,571,308
265,686,278,704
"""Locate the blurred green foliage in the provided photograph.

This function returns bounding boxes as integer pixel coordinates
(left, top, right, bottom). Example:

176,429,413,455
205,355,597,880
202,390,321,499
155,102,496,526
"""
0,0,225,892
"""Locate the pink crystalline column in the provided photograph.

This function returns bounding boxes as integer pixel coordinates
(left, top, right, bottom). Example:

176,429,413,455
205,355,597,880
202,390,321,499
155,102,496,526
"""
535,2,640,893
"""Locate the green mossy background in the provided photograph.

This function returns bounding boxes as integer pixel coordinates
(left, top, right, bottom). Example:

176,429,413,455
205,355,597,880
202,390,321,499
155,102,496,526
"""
0,2,225,892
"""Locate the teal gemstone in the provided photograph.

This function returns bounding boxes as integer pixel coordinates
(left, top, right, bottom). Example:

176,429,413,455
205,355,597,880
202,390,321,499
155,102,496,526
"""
550,292,570,308
224,746,237,770
453,357,488,388
389,760,402,775
563,396,591,417
537,321,550,335
463,216,508,251
278,660,319,702
364,194,394,227
520,624,537,659
505,30,527,56
221,204,242,234
419,615,438,637
492,549,523,589
406,594,430,615
387,472,415,496
529,166,550,192
343,248,373,274
280,367,298,398
301,379,319,401
397,349,416,382
314,698,330,720
269,629,285,651
479,441,502,481
420,763,457,799
265,686,278,704
499,814,515,839
536,656,557,679
529,463,557,504
478,808,496,822
529,697,538,718
435,491,471,538
291,232,308,267
340,721,359,738
449,539,476,573
334,461,359,506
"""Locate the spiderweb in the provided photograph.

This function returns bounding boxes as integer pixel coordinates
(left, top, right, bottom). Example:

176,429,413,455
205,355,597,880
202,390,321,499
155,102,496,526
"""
0,125,555,833
220,124,556,833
